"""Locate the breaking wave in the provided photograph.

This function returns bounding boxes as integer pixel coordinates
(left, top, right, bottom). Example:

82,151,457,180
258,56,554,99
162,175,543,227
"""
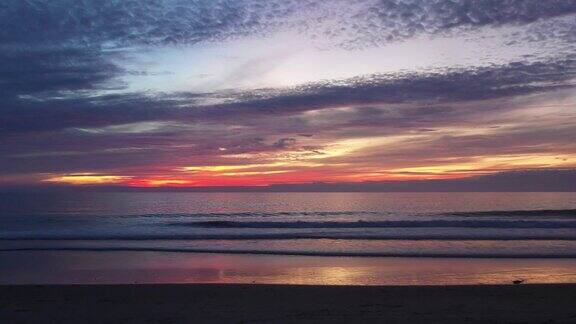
172,219,576,229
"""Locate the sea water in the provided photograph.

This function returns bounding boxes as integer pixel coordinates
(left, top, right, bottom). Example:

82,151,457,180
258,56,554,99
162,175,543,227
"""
1,192,576,285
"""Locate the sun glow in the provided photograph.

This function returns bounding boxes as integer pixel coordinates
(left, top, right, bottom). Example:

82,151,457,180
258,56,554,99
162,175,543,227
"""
181,161,323,173
393,153,576,175
43,174,132,185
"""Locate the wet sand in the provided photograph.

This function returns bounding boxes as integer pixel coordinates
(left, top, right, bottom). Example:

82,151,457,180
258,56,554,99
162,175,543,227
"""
4,251,576,286
2,283,576,323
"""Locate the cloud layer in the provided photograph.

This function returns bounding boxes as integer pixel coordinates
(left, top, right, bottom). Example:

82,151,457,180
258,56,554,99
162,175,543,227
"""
1,0,575,188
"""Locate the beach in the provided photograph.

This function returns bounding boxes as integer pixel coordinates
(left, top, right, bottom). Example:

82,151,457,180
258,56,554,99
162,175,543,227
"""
3,193,576,322
2,283,576,323
2,251,576,323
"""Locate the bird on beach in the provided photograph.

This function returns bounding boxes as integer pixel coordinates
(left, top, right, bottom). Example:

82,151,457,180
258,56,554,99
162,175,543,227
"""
512,279,525,285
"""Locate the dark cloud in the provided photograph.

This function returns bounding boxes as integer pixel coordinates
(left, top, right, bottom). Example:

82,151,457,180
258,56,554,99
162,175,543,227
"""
2,58,575,138
1,0,574,99
1,0,575,184
0,46,122,100
0,0,275,46
2,58,575,177
1,0,574,116
273,138,297,149
2,0,575,48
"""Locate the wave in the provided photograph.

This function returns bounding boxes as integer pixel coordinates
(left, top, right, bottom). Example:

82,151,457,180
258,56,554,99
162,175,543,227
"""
107,208,576,219
13,208,576,219
447,209,576,218
15,211,387,219
171,220,576,229
2,246,576,258
2,234,576,241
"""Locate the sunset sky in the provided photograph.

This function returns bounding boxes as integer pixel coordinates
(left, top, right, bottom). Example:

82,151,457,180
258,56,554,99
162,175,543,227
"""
1,0,576,188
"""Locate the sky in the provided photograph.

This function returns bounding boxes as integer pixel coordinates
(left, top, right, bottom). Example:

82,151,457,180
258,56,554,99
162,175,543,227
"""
1,0,576,189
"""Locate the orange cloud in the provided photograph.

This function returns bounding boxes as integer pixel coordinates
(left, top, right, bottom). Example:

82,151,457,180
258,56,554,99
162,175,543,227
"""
43,173,132,185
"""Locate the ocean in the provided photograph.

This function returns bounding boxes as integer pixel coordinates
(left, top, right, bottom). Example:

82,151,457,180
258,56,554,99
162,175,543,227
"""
2,192,576,285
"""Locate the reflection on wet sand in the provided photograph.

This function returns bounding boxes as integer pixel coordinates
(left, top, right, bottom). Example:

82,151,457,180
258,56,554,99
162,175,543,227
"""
2,251,576,286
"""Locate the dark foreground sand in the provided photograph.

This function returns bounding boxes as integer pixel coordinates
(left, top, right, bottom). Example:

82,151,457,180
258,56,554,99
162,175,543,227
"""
1,284,576,323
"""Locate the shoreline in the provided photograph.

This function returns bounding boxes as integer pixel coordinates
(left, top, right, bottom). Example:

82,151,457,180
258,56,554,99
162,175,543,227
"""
2,283,576,323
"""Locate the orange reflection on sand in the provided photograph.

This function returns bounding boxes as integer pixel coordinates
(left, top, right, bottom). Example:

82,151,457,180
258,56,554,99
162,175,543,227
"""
162,255,576,286
5,251,576,286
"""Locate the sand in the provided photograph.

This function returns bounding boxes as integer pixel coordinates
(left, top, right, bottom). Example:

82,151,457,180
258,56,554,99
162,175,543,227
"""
1,283,576,323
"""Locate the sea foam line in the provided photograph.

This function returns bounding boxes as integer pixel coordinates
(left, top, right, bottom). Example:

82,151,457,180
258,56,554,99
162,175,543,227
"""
170,220,576,229
2,234,576,241
2,246,576,258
